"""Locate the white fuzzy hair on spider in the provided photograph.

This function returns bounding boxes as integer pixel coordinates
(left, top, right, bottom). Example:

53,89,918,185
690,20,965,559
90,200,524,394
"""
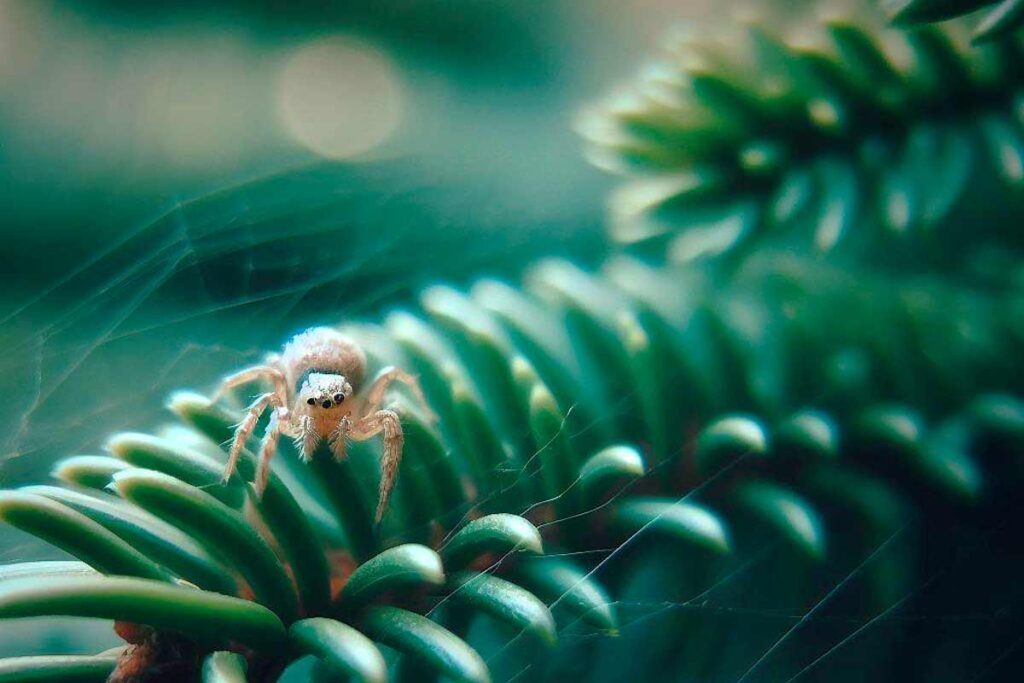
212,326,435,523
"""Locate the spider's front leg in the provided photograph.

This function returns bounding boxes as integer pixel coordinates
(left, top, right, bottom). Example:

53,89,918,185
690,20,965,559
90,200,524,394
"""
214,363,291,484
254,408,291,495
363,367,438,423
212,364,289,406
223,392,279,483
350,409,404,524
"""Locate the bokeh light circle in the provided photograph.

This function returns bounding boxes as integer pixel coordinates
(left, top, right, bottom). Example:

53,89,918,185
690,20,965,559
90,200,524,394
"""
277,35,403,160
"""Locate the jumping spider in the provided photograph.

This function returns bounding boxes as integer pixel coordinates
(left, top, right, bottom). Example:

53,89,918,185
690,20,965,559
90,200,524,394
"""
212,326,435,522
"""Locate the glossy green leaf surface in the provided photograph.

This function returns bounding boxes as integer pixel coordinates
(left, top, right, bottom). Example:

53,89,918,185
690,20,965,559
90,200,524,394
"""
0,655,118,683
21,485,237,596
578,445,645,506
613,498,732,556
0,576,286,649
51,456,130,490
0,562,97,582
107,433,245,509
440,515,543,570
0,491,173,583
361,607,490,683
447,571,557,645
695,416,768,477
166,392,333,612
730,481,827,560
289,618,387,683
111,468,299,621
511,557,617,633
337,544,445,611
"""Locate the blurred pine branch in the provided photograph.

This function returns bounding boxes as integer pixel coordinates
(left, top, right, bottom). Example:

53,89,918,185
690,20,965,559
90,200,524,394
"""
883,0,1024,43
579,10,1024,270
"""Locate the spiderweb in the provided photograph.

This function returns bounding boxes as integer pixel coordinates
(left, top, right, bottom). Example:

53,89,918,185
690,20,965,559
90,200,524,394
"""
0,158,601,478
0,155,609,657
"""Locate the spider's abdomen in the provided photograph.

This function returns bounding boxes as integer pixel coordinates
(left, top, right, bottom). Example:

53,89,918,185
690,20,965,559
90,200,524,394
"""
280,327,367,391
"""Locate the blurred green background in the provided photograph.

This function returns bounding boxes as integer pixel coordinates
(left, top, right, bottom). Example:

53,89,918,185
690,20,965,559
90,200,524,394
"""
0,0,721,484
0,0,722,301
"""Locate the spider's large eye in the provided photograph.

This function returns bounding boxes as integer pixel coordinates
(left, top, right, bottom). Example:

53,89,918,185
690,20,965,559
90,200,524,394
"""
306,398,316,405
334,393,345,403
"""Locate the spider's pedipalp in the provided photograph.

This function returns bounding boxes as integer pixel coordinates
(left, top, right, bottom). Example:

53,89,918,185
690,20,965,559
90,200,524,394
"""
294,414,320,462
328,415,352,462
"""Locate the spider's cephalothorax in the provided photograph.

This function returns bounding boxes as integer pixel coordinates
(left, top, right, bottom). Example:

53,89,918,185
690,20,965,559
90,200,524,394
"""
212,327,433,522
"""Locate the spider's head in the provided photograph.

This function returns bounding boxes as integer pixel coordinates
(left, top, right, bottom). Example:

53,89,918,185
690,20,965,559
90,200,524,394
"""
300,372,352,410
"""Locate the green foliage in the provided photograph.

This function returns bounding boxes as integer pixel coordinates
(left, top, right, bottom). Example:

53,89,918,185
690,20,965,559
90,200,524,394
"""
288,619,385,683
579,11,1024,266
0,655,118,683
0,576,286,650
0,252,1021,680
202,652,249,683
2,3,1023,681
884,0,1024,42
